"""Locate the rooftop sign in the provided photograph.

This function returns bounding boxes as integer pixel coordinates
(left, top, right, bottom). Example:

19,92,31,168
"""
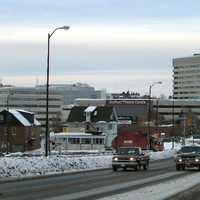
106,100,147,105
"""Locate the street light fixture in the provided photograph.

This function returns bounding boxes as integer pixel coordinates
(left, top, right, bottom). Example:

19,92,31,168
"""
147,81,162,149
45,26,70,157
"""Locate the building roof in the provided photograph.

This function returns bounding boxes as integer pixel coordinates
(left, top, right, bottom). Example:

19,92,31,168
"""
1,109,40,127
84,106,97,112
50,132,105,139
9,109,31,126
67,106,117,122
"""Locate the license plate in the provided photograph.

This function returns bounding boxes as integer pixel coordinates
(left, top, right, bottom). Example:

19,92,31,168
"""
121,164,125,167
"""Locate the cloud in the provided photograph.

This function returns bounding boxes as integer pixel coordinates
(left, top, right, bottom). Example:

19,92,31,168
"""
1,19,200,45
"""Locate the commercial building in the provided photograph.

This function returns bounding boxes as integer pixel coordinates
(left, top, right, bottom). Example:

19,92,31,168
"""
36,83,106,105
0,86,62,128
75,98,200,135
0,83,107,129
75,99,149,123
173,54,200,99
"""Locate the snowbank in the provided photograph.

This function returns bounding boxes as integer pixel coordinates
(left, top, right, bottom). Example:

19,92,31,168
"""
0,155,112,178
0,148,177,178
149,150,175,161
164,142,182,151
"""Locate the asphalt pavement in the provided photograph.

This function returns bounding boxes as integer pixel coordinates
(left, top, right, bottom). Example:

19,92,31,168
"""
0,158,192,200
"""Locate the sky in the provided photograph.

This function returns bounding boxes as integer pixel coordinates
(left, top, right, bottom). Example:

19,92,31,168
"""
1,0,200,97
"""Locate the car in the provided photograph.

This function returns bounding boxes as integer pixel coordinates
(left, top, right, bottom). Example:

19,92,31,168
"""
175,146,200,171
112,147,150,171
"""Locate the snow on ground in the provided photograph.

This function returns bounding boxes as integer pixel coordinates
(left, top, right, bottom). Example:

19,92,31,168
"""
99,172,200,200
164,142,182,151
0,144,178,178
0,155,112,178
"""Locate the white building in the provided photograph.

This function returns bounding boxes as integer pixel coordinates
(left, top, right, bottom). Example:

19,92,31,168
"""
173,54,200,99
50,132,105,151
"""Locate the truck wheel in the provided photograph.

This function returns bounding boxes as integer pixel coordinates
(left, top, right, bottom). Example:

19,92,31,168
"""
112,166,117,172
176,164,180,171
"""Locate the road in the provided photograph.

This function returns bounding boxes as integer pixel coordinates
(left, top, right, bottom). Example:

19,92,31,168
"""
0,158,193,200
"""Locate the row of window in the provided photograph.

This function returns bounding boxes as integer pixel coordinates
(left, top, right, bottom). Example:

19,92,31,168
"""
174,86,200,89
57,138,104,145
154,105,200,109
174,69,200,74
6,97,61,101
174,91,200,95
174,75,200,80
174,81,200,84
174,65,200,69
0,104,60,108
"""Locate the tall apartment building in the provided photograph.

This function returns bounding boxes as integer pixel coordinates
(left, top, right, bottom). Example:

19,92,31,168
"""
173,54,200,99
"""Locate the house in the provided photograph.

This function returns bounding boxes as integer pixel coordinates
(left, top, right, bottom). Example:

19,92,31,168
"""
66,106,118,149
0,109,41,153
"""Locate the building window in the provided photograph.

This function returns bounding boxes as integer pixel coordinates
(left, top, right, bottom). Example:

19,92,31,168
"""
11,127,16,136
68,138,80,144
93,138,104,144
108,124,113,130
81,138,91,144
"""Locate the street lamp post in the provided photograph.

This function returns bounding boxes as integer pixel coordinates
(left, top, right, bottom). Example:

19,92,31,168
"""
147,81,162,149
45,26,70,157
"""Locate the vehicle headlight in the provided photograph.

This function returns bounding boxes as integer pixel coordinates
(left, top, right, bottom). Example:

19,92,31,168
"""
129,157,135,161
195,158,200,162
113,157,118,161
178,158,182,162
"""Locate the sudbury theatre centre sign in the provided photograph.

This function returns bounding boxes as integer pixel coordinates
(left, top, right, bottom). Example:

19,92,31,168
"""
106,100,147,105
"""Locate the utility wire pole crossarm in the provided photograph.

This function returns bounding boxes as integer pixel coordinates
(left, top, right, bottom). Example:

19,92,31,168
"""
45,26,70,157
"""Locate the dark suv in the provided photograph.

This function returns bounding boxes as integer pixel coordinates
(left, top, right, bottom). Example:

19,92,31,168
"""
175,146,200,170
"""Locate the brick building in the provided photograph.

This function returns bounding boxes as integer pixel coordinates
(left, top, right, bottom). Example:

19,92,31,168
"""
0,109,41,153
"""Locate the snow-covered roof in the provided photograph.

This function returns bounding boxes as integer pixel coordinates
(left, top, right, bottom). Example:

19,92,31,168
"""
84,106,96,112
9,109,31,126
16,109,34,114
7,109,40,126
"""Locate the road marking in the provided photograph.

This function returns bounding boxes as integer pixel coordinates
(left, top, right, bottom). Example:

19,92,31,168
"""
44,171,185,200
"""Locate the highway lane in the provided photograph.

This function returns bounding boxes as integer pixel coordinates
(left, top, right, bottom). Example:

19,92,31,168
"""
0,158,192,200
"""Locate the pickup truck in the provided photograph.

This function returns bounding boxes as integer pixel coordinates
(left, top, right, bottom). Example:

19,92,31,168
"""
112,147,150,171
175,146,200,170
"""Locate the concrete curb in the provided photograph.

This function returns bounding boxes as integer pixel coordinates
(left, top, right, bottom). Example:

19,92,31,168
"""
0,167,110,184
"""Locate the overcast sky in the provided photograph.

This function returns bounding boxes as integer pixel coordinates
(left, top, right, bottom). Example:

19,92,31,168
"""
1,0,200,96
